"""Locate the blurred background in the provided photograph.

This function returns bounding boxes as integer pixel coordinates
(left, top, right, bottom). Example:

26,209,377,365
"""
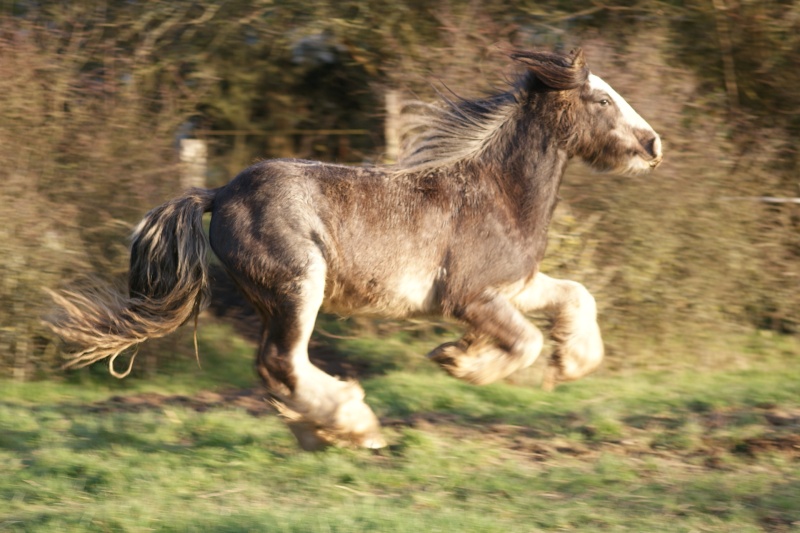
1,0,798,380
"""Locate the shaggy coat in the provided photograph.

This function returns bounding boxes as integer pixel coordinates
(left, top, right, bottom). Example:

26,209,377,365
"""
47,49,662,449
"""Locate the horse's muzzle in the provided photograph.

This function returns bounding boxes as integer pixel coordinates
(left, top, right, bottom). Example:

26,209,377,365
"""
639,132,662,169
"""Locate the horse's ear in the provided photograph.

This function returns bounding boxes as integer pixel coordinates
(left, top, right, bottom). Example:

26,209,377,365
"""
570,48,586,69
511,49,588,91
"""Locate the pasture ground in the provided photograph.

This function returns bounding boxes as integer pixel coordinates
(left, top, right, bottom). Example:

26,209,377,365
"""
1,322,799,532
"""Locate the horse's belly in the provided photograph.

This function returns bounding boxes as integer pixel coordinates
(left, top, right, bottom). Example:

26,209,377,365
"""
391,272,440,314
323,269,441,318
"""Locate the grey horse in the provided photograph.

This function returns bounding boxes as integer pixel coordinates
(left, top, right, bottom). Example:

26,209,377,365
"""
47,49,662,450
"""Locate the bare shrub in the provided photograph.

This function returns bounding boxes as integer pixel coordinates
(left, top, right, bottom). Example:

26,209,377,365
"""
0,11,196,378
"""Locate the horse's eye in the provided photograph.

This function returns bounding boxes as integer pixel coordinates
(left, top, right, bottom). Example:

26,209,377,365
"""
598,99,610,106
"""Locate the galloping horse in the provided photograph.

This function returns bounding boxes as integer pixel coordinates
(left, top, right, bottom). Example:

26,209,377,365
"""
47,49,662,450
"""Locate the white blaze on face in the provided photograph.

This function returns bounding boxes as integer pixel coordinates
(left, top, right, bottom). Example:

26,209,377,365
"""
588,74,654,132
588,74,663,172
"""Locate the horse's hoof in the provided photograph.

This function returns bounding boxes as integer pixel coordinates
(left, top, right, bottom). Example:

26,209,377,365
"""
427,343,468,379
358,434,388,449
426,341,462,364
541,365,558,392
286,421,334,451
428,342,505,385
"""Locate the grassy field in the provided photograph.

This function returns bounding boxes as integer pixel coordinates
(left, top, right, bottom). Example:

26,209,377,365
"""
2,322,799,532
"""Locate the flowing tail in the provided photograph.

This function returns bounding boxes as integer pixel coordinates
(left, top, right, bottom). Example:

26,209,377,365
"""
45,188,217,377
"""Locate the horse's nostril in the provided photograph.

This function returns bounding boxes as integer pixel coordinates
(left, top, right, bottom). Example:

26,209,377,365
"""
638,133,661,160
642,137,656,158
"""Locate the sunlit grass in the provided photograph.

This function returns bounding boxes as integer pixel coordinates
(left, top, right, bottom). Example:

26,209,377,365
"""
2,327,799,531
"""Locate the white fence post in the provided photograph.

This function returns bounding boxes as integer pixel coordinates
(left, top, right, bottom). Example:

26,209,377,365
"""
384,90,401,163
179,138,208,189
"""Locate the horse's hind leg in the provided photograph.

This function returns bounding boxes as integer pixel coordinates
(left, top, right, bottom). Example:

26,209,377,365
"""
248,260,385,450
510,273,604,390
428,291,544,385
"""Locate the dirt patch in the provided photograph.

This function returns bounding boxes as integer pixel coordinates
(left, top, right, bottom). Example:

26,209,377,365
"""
763,409,800,427
89,388,275,417
385,406,800,463
732,434,800,458
73,389,800,468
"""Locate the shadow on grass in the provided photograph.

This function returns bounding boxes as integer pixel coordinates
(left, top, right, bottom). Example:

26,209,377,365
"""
0,388,280,454
0,510,126,533
0,429,41,453
2,510,298,533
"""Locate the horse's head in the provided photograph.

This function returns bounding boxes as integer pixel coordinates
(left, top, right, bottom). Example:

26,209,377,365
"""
513,48,663,175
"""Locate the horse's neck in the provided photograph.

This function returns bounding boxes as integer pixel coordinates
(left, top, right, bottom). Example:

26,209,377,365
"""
523,145,567,215
480,123,569,234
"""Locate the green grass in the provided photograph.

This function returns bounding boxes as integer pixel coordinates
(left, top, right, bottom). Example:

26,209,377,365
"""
2,325,799,532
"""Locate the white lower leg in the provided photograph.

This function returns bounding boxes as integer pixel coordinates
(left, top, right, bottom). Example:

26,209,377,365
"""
510,273,604,384
281,261,385,448
288,361,385,448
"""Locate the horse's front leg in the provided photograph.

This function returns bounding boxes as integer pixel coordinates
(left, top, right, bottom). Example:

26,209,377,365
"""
509,273,604,390
428,291,544,385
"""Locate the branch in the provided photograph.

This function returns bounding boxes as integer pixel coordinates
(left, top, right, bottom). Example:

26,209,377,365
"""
711,0,740,115
722,197,800,205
